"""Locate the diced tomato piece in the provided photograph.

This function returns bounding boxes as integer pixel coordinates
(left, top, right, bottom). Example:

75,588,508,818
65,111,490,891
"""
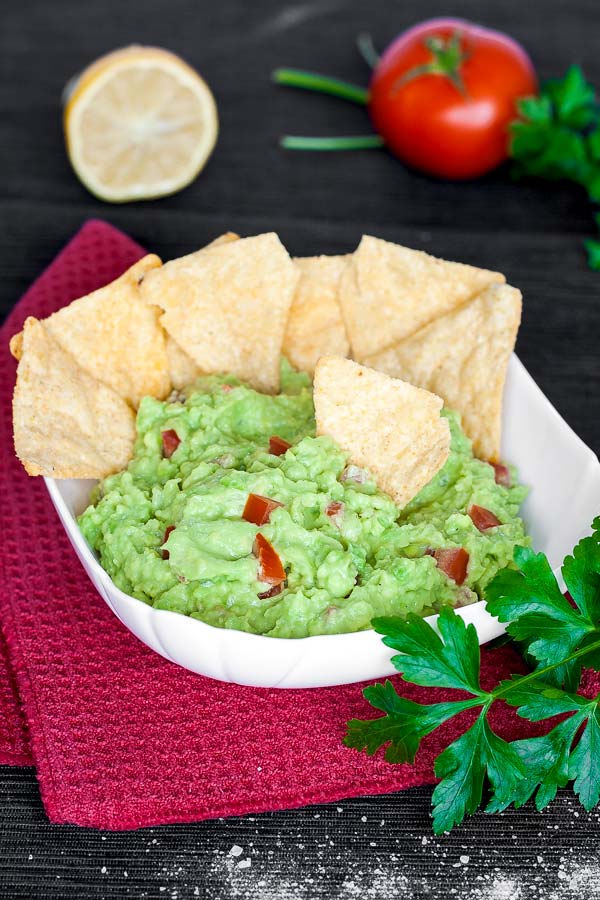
161,429,181,458
269,435,291,456
326,500,344,517
491,462,511,487
221,384,233,393
258,583,284,600
161,525,176,560
469,505,501,532
429,548,469,585
253,533,286,585
242,494,284,526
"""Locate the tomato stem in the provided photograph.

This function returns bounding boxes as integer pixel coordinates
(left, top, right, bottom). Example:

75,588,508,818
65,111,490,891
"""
356,32,380,69
393,30,469,96
272,68,369,105
279,134,385,151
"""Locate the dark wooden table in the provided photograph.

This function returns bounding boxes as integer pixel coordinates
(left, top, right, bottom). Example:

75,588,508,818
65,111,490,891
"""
2,0,600,896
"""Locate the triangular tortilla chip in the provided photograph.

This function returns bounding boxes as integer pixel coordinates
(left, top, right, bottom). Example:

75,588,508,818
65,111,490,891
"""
13,318,136,478
339,235,505,362
10,255,168,408
165,335,202,391
314,356,450,509
282,255,350,375
162,232,240,390
365,284,522,461
140,233,299,393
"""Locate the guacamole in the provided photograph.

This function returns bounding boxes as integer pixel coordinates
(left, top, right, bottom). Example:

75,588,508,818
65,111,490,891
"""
78,362,528,638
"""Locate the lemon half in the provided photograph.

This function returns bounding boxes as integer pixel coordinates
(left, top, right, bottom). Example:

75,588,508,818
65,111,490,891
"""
64,46,218,202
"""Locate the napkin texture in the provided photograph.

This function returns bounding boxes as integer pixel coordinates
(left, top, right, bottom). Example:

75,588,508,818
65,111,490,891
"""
0,628,31,765
0,220,568,829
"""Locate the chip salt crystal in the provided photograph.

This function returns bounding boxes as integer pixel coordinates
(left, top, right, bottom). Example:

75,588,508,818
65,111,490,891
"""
282,255,350,374
140,232,299,394
10,255,168,408
12,317,136,478
313,357,450,509
365,283,522,461
338,235,505,362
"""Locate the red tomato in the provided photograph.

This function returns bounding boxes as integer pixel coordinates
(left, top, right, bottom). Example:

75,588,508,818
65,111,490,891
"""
161,429,181,458
469,505,501,532
161,525,176,560
368,18,537,179
242,494,284,526
491,462,511,487
269,435,291,456
258,583,283,600
253,534,286,585
428,547,469,585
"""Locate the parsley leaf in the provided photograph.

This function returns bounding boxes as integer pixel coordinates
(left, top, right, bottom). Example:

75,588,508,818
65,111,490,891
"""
344,520,600,832
544,65,596,129
486,540,600,689
432,714,524,833
509,66,600,267
344,681,481,764
585,238,600,270
373,607,483,693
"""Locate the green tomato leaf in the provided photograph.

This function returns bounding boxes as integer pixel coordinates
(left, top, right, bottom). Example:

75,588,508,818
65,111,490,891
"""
373,607,484,695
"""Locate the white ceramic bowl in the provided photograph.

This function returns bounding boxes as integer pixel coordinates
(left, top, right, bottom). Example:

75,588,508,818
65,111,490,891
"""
45,356,600,688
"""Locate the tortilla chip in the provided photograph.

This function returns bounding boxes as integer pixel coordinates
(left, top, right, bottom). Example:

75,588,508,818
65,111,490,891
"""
13,317,136,478
205,231,240,247
165,335,202,390
339,235,505,362
9,330,23,359
365,284,522,461
10,254,168,408
140,233,299,393
313,356,450,509
282,255,350,375
162,232,240,390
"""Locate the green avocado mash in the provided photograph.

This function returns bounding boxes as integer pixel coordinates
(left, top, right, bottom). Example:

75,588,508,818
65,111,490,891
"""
78,360,529,638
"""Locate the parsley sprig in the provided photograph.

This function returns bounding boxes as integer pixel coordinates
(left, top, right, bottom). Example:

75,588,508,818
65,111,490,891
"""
509,65,600,269
344,516,600,833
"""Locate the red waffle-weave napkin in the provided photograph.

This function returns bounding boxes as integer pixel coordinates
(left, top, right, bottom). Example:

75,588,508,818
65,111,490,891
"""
0,628,31,765
0,220,579,829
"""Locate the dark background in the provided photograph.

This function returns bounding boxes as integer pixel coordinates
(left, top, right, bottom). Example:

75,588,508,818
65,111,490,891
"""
2,0,599,897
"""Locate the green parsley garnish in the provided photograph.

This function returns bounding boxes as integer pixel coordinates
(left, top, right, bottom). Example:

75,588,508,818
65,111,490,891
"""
344,516,600,833
510,65,600,269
